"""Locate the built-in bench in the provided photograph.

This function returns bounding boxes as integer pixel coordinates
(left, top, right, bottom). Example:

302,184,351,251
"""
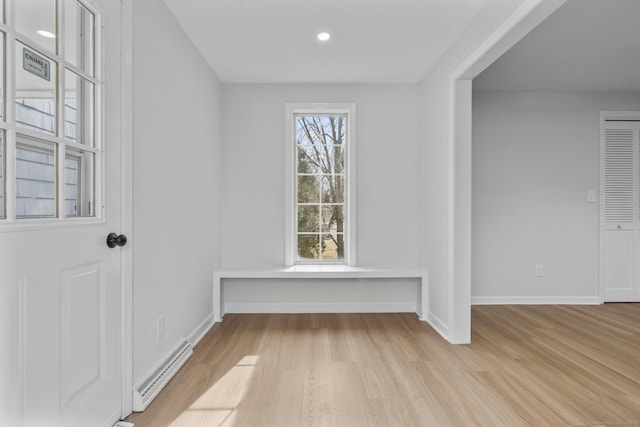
213,265,429,322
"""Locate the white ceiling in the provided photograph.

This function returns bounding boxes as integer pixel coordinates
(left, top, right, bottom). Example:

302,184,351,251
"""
163,0,486,84
474,0,640,92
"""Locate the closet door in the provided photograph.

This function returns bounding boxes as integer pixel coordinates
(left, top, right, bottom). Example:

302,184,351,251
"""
602,120,640,302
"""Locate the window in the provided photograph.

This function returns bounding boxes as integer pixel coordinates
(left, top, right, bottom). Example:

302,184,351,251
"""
0,0,101,223
286,103,356,265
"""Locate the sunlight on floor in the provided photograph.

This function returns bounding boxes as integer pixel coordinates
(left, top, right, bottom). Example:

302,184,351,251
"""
169,356,259,427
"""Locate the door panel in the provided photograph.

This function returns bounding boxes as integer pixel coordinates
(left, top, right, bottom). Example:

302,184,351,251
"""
604,229,635,301
0,288,21,427
0,0,125,426
602,119,640,302
60,263,104,408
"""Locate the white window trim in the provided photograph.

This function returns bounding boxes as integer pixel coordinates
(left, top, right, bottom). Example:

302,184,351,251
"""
285,103,356,266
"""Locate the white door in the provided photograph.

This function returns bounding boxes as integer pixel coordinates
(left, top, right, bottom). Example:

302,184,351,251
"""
602,118,640,302
0,0,127,426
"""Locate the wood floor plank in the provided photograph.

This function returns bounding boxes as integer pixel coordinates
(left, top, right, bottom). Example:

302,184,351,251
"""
126,306,640,427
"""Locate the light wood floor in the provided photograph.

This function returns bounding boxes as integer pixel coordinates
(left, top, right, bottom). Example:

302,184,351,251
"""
126,305,640,426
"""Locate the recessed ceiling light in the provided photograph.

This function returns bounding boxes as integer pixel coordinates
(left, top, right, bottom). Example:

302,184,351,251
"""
37,30,56,39
317,32,331,41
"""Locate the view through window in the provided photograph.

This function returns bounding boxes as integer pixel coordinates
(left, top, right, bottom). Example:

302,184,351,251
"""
295,113,347,262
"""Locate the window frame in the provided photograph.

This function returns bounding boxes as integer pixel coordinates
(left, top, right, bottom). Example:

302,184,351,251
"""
0,0,103,230
285,103,357,266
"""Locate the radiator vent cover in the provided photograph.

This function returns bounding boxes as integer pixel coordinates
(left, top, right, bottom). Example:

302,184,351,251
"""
132,338,193,411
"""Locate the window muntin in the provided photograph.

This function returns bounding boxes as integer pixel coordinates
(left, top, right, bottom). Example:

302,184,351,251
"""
1,0,101,224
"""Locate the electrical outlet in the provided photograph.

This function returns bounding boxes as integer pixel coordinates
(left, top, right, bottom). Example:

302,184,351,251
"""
157,316,165,339
535,264,544,277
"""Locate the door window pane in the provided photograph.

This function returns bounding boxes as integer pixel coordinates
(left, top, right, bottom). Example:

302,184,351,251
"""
65,147,94,217
16,42,57,136
65,70,94,145
15,0,57,53
64,0,95,75
16,137,57,218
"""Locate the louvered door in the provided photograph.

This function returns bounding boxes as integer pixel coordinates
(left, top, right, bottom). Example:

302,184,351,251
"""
602,120,640,301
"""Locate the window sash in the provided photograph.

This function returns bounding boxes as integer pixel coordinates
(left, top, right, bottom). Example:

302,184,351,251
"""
285,103,356,265
0,0,102,226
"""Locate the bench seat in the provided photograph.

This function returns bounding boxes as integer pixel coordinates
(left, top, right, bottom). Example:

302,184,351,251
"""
213,266,428,322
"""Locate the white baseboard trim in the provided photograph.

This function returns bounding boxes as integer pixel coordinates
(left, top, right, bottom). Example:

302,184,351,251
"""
471,296,602,305
100,408,121,427
188,312,215,347
423,311,448,341
224,302,417,314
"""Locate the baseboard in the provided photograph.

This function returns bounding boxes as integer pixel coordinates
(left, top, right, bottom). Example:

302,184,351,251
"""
423,311,448,341
188,312,215,347
99,408,122,427
420,297,601,344
471,296,602,305
224,302,417,314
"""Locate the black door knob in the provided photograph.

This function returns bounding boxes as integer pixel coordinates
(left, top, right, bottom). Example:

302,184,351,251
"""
107,233,127,248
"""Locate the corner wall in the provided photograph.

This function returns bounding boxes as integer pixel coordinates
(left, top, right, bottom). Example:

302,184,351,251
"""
132,0,222,384
221,84,421,309
418,0,528,338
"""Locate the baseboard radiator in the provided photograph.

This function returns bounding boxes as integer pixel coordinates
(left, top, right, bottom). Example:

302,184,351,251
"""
132,338,193,411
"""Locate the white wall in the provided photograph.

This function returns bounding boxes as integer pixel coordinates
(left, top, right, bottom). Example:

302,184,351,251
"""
418,0,527,337
472,91,640,302
132,0,222,383
221,84,421,309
